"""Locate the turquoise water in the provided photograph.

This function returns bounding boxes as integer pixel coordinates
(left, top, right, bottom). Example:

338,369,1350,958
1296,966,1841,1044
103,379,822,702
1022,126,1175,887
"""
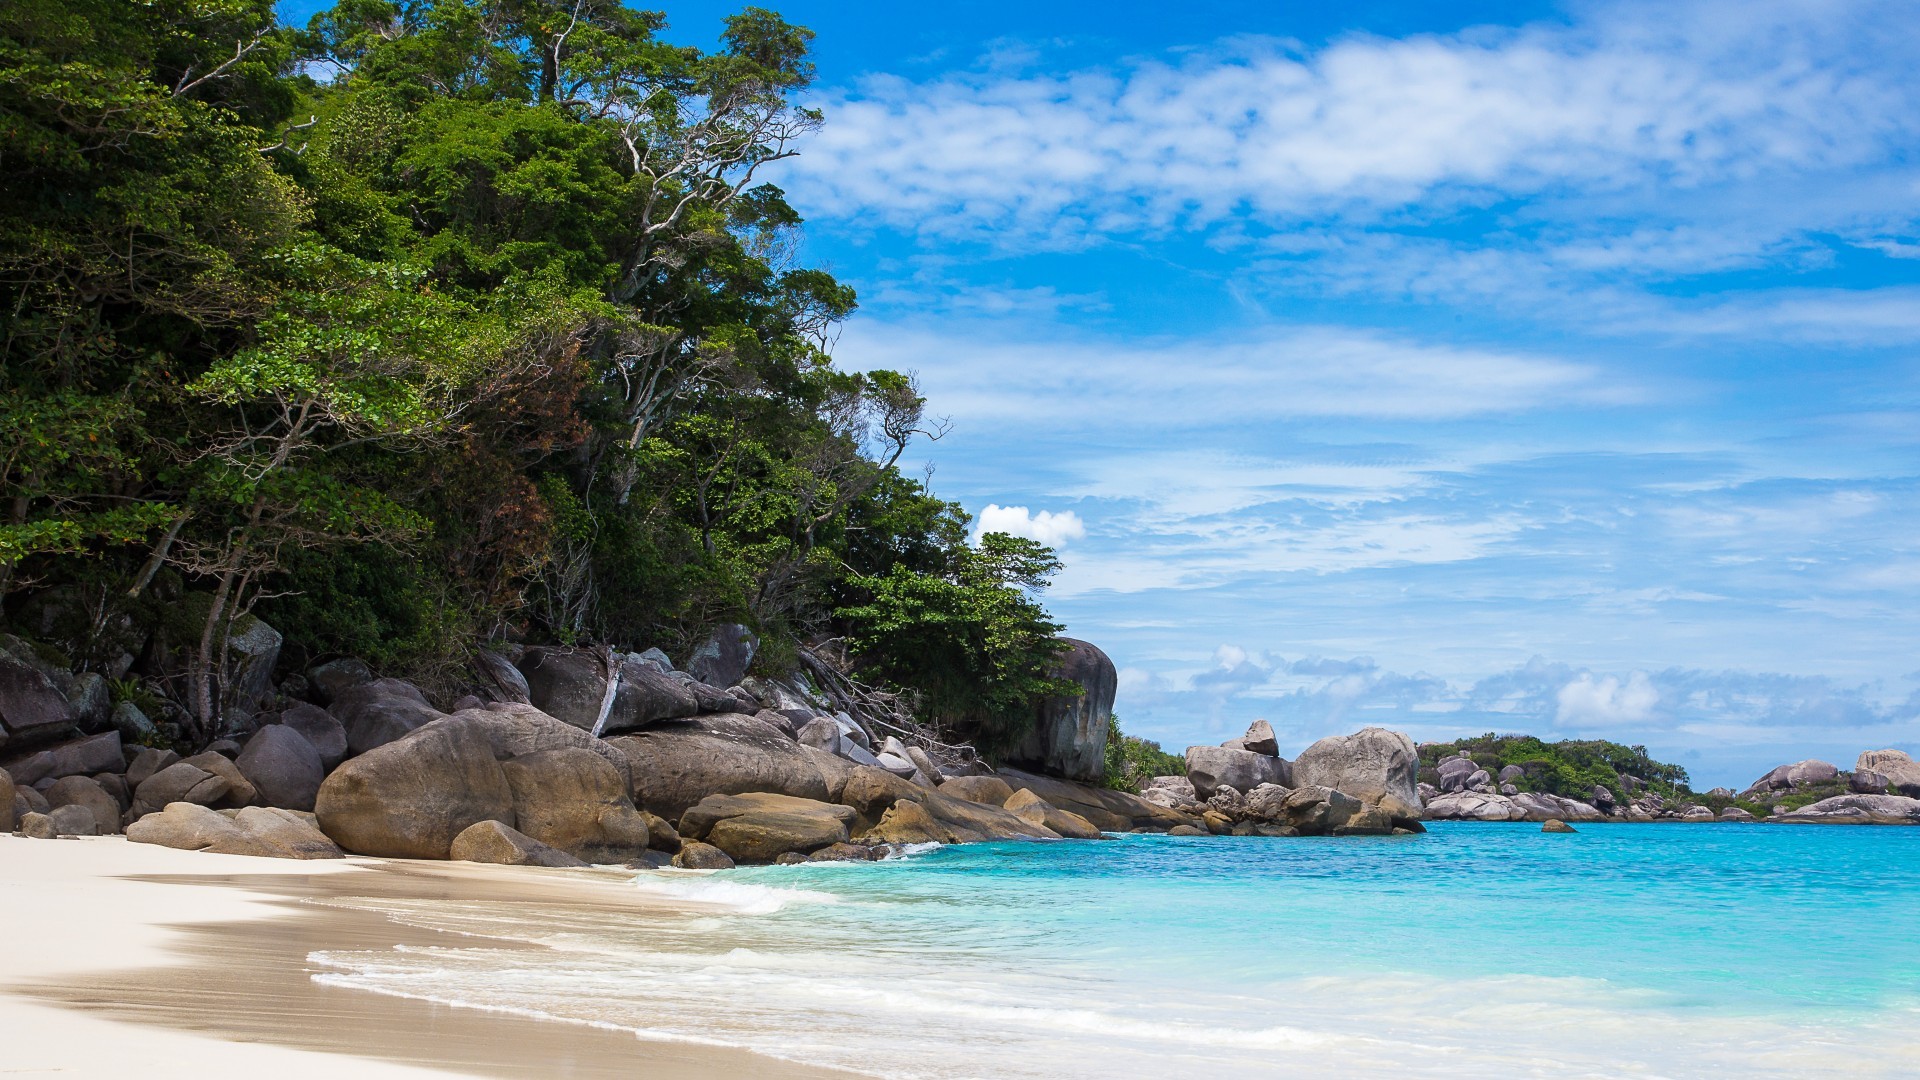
312,824,1920,1078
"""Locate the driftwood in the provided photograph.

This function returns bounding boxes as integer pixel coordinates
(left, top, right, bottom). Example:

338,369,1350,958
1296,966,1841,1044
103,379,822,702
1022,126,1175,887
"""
795,644,982,771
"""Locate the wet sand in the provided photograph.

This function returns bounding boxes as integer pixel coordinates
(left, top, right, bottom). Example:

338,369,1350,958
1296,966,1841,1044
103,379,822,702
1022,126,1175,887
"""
0,834,860,1079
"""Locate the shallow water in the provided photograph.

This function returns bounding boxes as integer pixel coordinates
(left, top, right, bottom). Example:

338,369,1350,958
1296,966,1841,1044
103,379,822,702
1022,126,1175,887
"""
311,823,1920,1079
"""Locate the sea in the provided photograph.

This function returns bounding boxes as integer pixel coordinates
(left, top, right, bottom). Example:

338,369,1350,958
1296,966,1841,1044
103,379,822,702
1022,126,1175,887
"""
309,823,1920,1079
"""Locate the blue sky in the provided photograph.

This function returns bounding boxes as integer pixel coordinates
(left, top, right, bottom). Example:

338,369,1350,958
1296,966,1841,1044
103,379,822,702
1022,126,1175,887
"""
281,0,1920,787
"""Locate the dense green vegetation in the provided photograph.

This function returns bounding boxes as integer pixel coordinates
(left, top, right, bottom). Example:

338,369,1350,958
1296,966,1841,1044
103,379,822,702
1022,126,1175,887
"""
0,0,1074,751
1102,717,1186,793
1418,734,1695,801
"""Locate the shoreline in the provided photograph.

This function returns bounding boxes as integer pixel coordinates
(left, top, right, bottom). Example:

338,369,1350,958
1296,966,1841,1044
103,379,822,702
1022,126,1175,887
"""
0,834,859,1080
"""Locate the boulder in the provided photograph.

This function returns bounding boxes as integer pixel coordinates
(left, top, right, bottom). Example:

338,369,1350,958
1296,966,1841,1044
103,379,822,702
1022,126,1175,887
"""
472,650,533,705
330,678,447,756
280,702,349,770
1720,807,1756,821
1746,759,1841,793
126,748,179,790
47,802,97,836
20,810,57,838
128,803,343,858
449,819,586,868
180,751,257,807
499,747,654,863
1000,768,1201,833
110,701,158,743
517,648,706,735
66,672,110,730
133,762,229,815
315,720,512,859
1241,782,1294,821
939,775,1014,807
17,783,49,816
1466,769,1493,792
1238,720,1279,757
1777,794,1920,825
677,792,856,863
1497,764,1527,784
92,772,129,811
307,657,374,703
751,709,797,739
224,615,282,718
0,653,76,749
1680,805,1715,820
1007,638,1116,783
608,713,854,820
1855,749,1920,797
0,766,14,833
1542,819,1576,833
45,776,121,834
1291,727,1421,818
1590,785,1618,812
1185,746,1288,799
1852,768,1892,794
671,841,735,869
1167,824,1208,837
1509,791,1604,822
1003,787,1103,839
839,766,1057,843
4,731,123,786
1436,756,1477,792
1274,785,1361,834
809,842,880,862
796,715,844,753
1425,791,1522,821
861,798,948,845
685,624,757,690
236,724,325,811
904,745,945,785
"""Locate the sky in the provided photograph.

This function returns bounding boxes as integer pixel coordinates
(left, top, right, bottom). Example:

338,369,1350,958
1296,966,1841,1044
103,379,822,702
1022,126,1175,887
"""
279,0,1920,788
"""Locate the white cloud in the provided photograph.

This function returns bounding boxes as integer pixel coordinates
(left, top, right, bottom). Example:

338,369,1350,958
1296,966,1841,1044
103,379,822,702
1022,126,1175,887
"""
1556,671,1662,726
973,503,1087,547
781,2,1917,242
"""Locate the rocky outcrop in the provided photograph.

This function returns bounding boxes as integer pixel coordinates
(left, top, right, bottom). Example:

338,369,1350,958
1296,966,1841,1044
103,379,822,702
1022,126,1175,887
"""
1778,794,1920,825
608,713,851,820
678,792,856,863
330,678,447,756
449,819,585,867
685,624,757,689
1854,750,1920,796
1425,791,1522,821
998,768,1199,832
1508,791,1605,822
4,731,122,786
1745,759,1841,794
1007,638,1115,783
939,775,1014,807
1185,746,1288,799
1291,727,1422,819
128,803,343,858
838,766,1058,843
1542,819,1576,833
0,652,76,751
315,705,651,860
1003,787,1103,839
515,647,750,735
236,724,325,811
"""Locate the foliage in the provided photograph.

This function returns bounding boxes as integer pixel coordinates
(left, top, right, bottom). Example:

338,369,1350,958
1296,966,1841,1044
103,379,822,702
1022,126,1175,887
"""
0,0,1076,749
1418,733,1696,801
1102,716,1186,793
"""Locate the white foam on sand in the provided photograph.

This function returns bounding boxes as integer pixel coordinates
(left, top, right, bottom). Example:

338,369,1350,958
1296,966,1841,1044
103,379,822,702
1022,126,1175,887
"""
623,870,845,914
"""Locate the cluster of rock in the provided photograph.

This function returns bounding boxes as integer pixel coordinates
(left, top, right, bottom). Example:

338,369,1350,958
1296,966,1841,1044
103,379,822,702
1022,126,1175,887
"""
1747,752,1920,825
1140,723,1427,836
1,626,1217,864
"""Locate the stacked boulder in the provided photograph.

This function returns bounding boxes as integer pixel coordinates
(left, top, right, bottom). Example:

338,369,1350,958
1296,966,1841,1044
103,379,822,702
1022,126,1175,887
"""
1163,723,1426,836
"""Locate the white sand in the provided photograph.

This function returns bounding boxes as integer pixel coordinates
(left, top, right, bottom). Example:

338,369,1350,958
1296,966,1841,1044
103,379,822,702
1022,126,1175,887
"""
0,833,466,1078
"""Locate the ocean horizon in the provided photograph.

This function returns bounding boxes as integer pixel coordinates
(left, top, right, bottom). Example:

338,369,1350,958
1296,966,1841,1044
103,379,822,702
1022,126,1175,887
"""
310,824,1920,1079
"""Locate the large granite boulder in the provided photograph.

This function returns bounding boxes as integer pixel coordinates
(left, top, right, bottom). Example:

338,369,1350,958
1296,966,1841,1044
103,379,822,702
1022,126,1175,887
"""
1185,746,1289,799
4,731,123,786
125,748,178,790
315,705,640,860
330,678,447,756
449,819,586,868
1855,749,1920,797
180,751,257,807
838,766,1058,843
472,650,533,705
498,747,654,862
1509,791,1605,822
517,647,705,734
672,841,735,869
608,712,853,820
128,803,344,858
132,761,230,816
1425,791,1523,821
1778,794,1920,825
1746,759,1841,793
46,803,97,835
677,792,856,863
1000,768,1201,832
307,657,374,703
940,775,1015,807
237,724,326,811
685,624,757,689
0,652,76,751
1291,727,1422,818
1003,787,1103,839
279,702,348,770
1437,756,1477,793
45,775,122,834
1273,785,1361,833
1007,639,1115,783
1235,720,1279,756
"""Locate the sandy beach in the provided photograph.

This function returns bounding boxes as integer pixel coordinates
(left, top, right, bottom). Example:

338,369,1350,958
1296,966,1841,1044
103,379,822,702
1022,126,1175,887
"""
0,834,855,1079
